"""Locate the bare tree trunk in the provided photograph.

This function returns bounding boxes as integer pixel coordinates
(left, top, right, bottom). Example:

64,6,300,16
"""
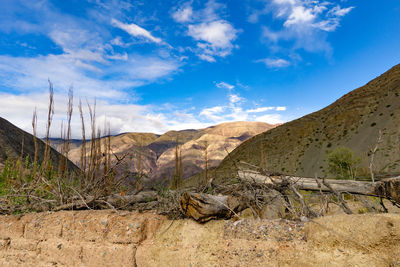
237,170,400,203
369,130,383,183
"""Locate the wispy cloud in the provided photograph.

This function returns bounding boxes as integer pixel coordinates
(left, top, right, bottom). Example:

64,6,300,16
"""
256,58,291,68
0,0,295,137
0,53,179,100
198,84,287,125
215,81,234,90
268,0,354,33
0,0,180,101
172,2,193,23
111,18,162,44
254,114,283,125
0,92,208,138
246,107,275,113
252,0,354,64
199,106,225,121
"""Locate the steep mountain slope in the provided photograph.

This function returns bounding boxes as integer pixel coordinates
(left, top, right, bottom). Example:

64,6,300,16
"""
214,64,400,181
147,129,199,158
152,122,275,182
67,132,159,182
0,117,78,172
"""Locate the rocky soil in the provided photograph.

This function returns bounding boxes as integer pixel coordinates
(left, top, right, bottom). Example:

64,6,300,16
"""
0,211,399,266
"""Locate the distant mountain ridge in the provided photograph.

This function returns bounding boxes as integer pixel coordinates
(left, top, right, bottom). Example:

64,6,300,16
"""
63,121,277,185
213,64,400,182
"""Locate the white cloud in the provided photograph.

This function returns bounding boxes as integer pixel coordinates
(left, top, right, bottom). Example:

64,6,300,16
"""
329,5,354,17
106,52,128,61
0,87,287,139
257,0,354,54
110,36,126,46
0,0,190,138
188,20,238,61
216,81,234,90
246,106,286,113
172,3,193,23
198,90,287,125
284,5,316,27
199,106,225,121
0,91,217,139
256,58,291,68
111,18,162,44
255,114,284,124
229,93,242,105
198,54,216,62
262,26,281,43
246,107,275,113
0,53,179,100
172,0,239,62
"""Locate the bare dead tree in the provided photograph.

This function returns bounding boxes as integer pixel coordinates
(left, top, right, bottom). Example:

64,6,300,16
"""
44,80,54,170
369,130,383,183
203,140,209,185
78,99,86,186
31,108,38,177
64,87,73,177
171,135,182,189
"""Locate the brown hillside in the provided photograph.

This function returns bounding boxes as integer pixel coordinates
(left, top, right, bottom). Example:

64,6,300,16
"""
67,132,159,184
152,122,276,182
0,117,78,172
147,129,199,158
214,64,400,181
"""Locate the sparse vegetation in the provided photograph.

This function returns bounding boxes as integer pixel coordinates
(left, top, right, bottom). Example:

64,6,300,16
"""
0,82,128,214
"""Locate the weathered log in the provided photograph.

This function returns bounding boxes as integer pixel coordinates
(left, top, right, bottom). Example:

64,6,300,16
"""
180,172,400,222
180,192,245,223
105,191,158,205
53,191,158,211
238,170,400,203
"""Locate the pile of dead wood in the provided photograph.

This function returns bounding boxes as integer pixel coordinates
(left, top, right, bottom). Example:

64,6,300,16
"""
50,170,400,222
179,171,400,222
2,169,399,222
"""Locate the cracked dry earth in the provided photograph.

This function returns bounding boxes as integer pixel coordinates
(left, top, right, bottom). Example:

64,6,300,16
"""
0,211,400,266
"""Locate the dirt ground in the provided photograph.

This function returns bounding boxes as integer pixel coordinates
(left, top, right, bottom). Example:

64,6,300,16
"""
0,210,399,266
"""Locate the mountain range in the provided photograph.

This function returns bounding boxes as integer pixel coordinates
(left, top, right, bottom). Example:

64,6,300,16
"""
57,121,276,185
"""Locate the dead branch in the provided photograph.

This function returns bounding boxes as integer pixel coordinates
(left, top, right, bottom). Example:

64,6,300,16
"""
237,170,400,204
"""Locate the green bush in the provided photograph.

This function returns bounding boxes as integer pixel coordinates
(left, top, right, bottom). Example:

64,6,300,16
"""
326,147,360,180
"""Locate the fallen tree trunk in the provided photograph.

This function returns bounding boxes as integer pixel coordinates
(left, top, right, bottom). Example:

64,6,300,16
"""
105,191,158,205
238,171,400,204
180,172,400,222
53,191,158,211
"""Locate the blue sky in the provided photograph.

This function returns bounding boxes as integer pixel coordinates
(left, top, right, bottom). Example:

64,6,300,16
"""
0,0,399,138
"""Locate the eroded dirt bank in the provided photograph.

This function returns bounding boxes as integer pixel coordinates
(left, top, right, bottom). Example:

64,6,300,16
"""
0,211,399,266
